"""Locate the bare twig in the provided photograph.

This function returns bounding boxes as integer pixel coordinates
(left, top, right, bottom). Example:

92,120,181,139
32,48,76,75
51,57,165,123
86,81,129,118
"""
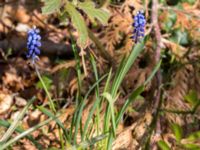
152,0,162,114
152,0,162,63
146,0,163,149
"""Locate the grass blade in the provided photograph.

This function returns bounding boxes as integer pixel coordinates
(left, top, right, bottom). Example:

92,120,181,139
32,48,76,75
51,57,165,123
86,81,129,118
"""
0,120,43,149
144,60,162,85
111,37,147,97
73,73,108,144
0,115,59,150
37,106,70,141
116,85,144,125
102,92,116,137
106,37,147,149
0,97,36,143
82,54,101,140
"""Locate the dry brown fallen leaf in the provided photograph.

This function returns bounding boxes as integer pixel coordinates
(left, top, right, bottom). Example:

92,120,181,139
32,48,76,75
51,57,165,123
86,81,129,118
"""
0,93,13,115
15,96,27,107
112,122,139,150
112,112,153,150
2,68,24,91
15,6,30,23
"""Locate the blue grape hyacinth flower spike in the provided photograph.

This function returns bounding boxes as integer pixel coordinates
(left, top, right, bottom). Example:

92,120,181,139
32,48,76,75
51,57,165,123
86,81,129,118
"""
26,27,41,62
132,11,146,43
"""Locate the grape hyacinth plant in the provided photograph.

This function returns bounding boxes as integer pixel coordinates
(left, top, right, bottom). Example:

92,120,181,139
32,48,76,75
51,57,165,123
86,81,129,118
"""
132,11,146,43
26,27,56,112
27,27,41,62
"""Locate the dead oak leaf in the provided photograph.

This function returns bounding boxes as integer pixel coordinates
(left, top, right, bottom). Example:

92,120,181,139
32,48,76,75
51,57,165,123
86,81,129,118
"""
0,93,13,115
2,70,24,91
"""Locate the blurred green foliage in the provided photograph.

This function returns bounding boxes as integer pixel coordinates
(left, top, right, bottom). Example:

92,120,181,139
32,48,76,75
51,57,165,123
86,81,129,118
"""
42,0,110,47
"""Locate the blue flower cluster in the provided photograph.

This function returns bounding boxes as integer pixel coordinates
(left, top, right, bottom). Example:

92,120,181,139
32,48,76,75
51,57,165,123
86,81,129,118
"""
27,27,41,61
132,11,146,43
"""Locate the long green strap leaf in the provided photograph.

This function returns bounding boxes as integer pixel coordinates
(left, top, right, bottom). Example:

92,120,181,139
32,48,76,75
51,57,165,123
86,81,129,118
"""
0,116,58,150
37,106,70,141
73,73,108,144
111,37,147,97
0,97,36,143
0,120,43,149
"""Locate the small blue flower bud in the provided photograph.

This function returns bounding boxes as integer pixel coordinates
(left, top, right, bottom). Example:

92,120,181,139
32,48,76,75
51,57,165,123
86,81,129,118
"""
26,27,41,62
132,11,146,43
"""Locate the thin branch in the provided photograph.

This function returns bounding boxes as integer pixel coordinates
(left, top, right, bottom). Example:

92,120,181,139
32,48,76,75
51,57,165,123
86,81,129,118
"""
144,0,163,149
152,0,162,114
152,0,162,63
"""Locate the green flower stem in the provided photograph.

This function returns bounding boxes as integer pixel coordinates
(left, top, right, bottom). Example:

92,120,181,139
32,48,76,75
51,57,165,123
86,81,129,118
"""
35,65,64,148
34,64,56,113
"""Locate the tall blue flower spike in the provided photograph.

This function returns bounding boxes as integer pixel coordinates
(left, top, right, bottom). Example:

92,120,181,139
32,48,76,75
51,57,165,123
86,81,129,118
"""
26,27,41,62
132,11,146,43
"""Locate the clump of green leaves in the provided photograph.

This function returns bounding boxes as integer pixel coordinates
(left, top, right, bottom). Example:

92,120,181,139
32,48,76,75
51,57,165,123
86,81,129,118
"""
42,0,110,47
